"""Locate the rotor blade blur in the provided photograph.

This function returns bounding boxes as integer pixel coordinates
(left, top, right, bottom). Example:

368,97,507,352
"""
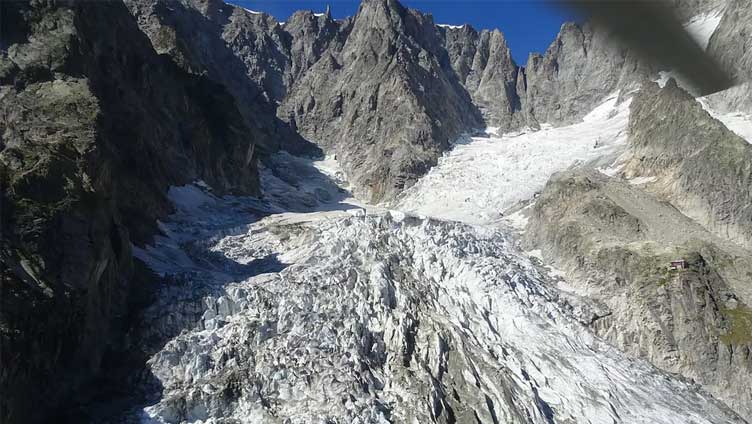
558,0,734,96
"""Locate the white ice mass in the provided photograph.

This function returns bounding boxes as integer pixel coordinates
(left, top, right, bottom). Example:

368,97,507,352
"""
394,93,630,225
131,90,744,423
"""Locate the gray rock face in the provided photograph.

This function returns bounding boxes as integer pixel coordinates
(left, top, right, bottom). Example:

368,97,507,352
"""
524,169,752,420
283,9,346,89
708,0,749,83
127,0,482,202
0,1,259,422
125,0,315,154
126,0,661,201
522,22,649,127
278,0,482,202
671,0,727,21
440,19,652,130
440,26,524,129
624,80,752,249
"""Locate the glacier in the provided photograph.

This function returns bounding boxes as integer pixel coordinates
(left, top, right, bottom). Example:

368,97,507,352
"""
126,93,744,423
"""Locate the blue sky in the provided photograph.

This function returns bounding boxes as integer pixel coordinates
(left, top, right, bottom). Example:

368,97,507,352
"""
225,1,584,64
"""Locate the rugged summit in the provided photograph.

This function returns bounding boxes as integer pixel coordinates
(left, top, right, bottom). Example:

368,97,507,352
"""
125,0,651,201
125,0,314,154
440,25,524,129
279,0,482,202
0,1,260,422
439,20,648,131
522,22,649,127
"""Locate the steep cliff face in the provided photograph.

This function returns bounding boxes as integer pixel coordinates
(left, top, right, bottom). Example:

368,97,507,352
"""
524,170,752,420
128,0,481,202
522,22,648,127
0,1,260,422
706,0,752,113
125,0,314,154
440,25,524,129
623,80,752,249
283,8,347,88
708,0,750,84
279,0,482,202
440,19,650,130
671,0,727,21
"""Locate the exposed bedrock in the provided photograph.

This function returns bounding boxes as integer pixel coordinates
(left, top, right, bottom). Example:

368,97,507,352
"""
0,1,260,422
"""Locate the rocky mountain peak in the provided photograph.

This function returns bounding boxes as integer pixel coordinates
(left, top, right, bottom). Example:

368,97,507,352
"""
278,0,481,202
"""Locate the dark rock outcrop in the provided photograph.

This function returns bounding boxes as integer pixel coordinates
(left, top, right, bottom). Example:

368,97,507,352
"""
125,0,316,154
0,1,260,422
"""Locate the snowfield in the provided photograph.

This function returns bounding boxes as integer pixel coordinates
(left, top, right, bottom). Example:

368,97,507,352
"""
394,93,631,224
697,97,752,144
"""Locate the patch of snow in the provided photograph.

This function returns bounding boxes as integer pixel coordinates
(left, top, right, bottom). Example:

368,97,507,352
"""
241,7,263,15
167,184,217,212
628,176,657,185
582,91,620,122
437,23,465,29
395,94,632,224
655,70,693,91
484,126,500,136
656,71,672,88
502,208,530,232
697,97,752,144
685,9,724,50
597,162,625,177
527,248,544,261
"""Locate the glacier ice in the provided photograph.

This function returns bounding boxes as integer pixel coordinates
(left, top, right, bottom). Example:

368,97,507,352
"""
130,125,743,422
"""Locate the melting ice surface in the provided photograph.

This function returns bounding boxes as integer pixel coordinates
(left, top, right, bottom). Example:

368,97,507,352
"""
132,94,744,423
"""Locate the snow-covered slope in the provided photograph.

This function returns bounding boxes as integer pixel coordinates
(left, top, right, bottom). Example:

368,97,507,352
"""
686,8,725,49
394,93,631,224
697,97,752,143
